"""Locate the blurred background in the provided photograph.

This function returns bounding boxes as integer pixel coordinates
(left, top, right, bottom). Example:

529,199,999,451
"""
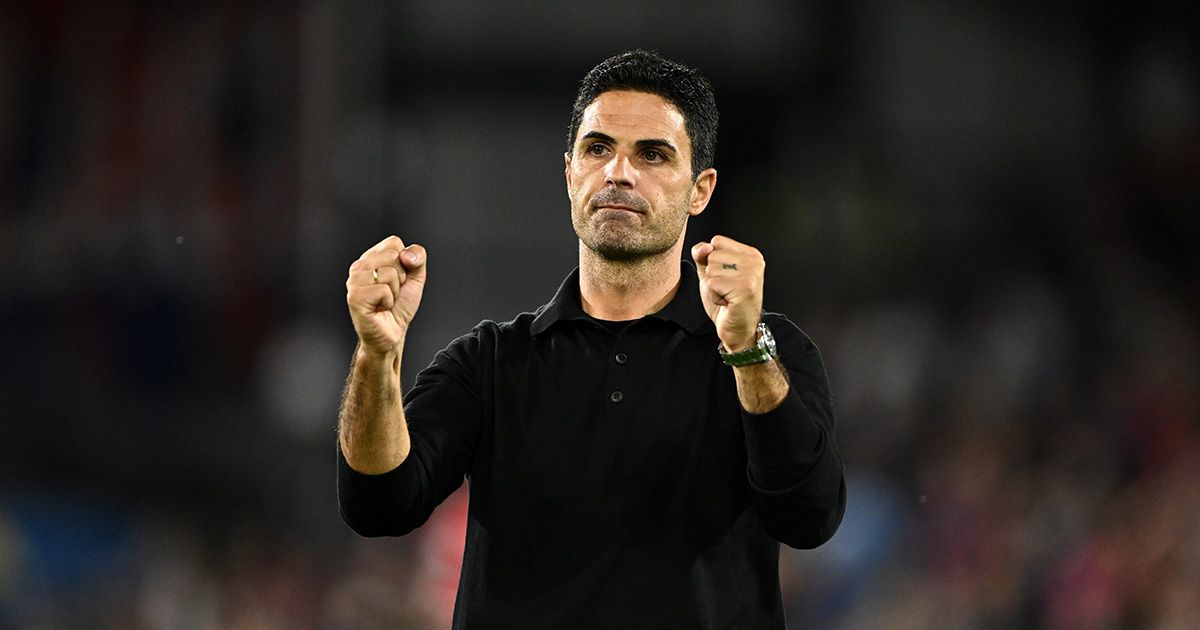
2,0,1198,628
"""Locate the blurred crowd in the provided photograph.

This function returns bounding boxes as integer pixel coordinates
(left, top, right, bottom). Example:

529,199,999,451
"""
2,2,1197,628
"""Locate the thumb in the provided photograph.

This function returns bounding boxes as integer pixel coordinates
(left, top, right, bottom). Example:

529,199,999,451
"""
400,245,427,286
691,241,713,278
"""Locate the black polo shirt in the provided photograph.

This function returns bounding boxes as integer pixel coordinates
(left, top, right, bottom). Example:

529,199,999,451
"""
338,261,845,629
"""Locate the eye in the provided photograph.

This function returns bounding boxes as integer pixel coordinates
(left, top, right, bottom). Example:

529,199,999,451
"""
641,149,663,163
586,143,609,157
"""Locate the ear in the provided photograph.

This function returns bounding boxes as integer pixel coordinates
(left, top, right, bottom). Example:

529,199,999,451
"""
687,168,717,217
564,152,573,196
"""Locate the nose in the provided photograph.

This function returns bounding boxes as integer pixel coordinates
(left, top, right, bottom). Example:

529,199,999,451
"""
604,154,637,188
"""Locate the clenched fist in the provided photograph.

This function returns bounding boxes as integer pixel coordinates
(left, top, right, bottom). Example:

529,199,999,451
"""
691,235,765,353
346,235,428,357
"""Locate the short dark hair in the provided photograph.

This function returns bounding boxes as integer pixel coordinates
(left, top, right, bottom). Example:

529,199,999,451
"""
567,50,718,178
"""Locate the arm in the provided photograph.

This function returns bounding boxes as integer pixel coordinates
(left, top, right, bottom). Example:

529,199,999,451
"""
337,236,430,536
339,235,427,473
730,353,790,414
339,342,409,474
740,320,845,549
337,329,485,538
690,235,788,415
692,237,846,549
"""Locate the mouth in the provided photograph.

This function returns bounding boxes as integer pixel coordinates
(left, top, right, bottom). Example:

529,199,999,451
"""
595,204,643,214
589,188,650,217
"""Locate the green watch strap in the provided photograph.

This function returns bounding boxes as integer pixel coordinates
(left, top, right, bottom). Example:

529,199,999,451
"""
719,323,777,367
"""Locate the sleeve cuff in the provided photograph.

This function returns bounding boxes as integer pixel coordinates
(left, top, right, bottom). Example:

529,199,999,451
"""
337,443,422,536
742,388,823,484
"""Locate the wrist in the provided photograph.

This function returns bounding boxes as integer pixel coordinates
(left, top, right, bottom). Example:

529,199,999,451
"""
719,323,777,367
721,333,757,353
356,339,403,367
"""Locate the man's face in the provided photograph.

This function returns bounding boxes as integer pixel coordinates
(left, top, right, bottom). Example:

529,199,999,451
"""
565,90,715,262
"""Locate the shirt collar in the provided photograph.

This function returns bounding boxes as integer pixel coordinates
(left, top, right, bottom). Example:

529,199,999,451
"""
529,260,714,336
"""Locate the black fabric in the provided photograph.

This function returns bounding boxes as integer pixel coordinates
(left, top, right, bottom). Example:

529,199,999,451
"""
337,260,845,630
589,315,635,336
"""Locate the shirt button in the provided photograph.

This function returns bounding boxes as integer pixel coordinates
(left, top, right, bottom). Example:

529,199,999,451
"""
615,352,628,365
610,390,624,403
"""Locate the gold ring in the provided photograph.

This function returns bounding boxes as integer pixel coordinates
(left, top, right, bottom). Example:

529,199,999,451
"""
372,268,379,283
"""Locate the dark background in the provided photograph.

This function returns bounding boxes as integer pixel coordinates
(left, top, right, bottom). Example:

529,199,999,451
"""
2,1,1198,627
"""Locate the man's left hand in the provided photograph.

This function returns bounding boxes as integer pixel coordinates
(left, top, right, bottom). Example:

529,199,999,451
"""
691,235,765,352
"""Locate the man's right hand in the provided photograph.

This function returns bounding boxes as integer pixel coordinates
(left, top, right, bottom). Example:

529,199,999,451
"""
346,236,428,357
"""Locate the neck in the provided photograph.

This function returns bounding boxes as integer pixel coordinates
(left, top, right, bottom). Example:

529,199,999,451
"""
578,242,683,321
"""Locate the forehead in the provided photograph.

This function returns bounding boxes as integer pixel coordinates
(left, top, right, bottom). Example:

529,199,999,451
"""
578,90,690,151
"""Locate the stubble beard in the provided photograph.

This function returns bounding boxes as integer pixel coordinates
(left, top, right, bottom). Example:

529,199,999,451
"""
573,194,690,263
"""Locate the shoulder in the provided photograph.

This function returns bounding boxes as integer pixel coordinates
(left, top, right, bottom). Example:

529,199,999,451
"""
441,307,544,354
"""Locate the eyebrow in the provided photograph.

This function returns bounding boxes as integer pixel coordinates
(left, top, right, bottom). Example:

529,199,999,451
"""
580,131,678,156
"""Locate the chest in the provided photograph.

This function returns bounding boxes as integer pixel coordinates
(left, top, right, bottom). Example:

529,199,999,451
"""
474,325,747,512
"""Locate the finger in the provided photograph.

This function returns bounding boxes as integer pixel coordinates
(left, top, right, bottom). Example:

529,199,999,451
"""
708,234,752,253
348,283,395,313
704,277,753,306
399,244,427,286
369,265,404,299
703,253,761,279
691,241,713,277
348,264,405,289
366,235,406,254
358,249,406,273
705,276,763,306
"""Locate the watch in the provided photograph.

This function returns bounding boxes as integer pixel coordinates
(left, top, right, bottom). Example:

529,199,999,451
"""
719,322,777,367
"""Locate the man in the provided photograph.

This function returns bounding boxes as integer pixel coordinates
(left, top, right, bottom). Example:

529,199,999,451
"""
337,50,845,628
